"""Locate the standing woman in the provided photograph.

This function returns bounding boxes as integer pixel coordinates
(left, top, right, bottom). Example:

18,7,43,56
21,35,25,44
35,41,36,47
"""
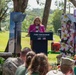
28,17,45,34
28,17,45,51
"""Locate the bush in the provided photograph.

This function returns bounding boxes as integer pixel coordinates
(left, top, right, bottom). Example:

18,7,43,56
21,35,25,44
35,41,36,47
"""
52,9,62,33
0,57,5,75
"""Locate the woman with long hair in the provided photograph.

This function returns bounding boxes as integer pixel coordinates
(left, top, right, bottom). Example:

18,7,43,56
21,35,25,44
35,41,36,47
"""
28,17,45,53
28,17,45,34
15,51,36,75
26,53,49,75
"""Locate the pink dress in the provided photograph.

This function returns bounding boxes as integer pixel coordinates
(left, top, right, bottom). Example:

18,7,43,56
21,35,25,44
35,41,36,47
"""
28,24,45,34
28,24,45,46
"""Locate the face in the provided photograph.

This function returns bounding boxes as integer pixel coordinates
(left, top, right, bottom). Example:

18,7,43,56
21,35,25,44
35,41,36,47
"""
34,18,41,25
66,24,70,29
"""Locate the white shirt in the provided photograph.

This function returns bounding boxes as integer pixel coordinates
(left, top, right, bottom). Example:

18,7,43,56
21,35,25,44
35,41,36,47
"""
46,70,65,75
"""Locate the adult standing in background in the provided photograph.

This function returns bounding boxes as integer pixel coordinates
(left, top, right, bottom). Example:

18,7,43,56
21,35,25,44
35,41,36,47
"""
28,17,45,34
28,17,45,51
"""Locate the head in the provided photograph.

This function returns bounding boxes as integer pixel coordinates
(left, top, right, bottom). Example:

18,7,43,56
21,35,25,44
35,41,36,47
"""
66,20,71,30
28,53,49,75
74,55,76,60
60,57,74,74
67,20,71,25
26,51,36,68
34,17,42,25
20,47,32,62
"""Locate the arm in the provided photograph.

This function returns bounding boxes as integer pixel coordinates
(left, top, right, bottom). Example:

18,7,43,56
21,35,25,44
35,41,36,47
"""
27,25,31,36
41,25,45,32
43,25,45,32
28,25,31,33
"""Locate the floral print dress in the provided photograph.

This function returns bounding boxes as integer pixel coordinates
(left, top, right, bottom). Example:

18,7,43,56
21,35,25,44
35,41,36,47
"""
60,14,74,56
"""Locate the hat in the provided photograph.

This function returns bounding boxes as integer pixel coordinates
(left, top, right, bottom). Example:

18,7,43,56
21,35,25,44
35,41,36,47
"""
60,57,75,66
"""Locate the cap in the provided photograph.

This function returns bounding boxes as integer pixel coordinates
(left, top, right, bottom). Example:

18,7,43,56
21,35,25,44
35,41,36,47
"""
61,57,75,66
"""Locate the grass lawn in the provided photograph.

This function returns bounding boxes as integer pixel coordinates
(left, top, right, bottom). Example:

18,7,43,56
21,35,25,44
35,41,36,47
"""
0,31,60,63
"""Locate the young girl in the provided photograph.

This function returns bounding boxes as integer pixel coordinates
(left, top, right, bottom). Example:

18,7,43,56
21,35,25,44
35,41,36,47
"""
26,53,49,75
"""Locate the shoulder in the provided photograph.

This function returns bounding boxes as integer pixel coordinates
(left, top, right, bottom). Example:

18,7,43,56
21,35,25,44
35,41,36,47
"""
15,64,26,75
3,58,18,74
32,72,39,75
18,64,25,68
30,24,35,27
40,24,45,27
26,72,39,75
29,24,35,29
3,57,20,69
16,64,26,72
40,25,45,29
46,70,64,75
3,57,17,64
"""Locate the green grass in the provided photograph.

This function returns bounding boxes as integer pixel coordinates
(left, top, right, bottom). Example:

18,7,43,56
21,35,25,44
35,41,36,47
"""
0,31,9,52
48,54,58,63
21,32,30,49
0,31,60,63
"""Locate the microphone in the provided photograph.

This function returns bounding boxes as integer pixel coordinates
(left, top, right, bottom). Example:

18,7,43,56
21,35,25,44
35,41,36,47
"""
29,24,40,32
35,24,40,32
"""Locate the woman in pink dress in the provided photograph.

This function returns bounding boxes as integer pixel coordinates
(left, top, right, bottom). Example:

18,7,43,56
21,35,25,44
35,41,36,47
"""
28,17,45,51
28,17,45,34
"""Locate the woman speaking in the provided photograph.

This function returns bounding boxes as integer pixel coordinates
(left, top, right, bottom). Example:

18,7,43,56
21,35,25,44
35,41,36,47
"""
28,17,45,53
28,17,45,34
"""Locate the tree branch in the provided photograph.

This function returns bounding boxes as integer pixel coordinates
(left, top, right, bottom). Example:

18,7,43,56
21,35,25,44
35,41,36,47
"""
0,8,3,16
70,0,76,7
1,7,8,20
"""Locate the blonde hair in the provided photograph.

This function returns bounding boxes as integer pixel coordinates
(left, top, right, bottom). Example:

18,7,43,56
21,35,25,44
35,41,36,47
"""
34,17,42,25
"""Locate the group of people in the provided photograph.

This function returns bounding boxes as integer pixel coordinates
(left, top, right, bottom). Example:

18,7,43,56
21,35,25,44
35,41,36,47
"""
2,47,49,75
2,17,76,75
2,46,76,75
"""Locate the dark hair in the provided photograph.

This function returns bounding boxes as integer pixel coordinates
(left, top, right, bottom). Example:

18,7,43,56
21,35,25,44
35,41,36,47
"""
26,51,36,68
67,20,71,25
28,53,49,75
74,61,76,65
21,47,32,57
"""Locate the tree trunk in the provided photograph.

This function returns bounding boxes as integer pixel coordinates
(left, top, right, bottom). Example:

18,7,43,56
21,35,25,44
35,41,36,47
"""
63,0,67,14
13,0,28,13
42,0,52,29
70,0,76,7
5,0,28,53
13,0,28,53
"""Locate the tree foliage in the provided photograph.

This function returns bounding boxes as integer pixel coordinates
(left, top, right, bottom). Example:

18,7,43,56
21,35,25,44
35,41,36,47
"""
22,8,44,32
52,9,62,33
0,0,10,31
